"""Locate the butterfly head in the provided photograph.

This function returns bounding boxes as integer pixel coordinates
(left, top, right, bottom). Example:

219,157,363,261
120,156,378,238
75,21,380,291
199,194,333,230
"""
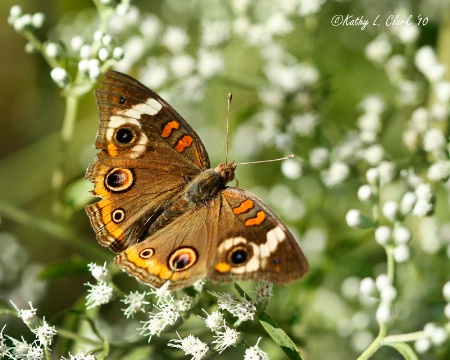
214,162,237,185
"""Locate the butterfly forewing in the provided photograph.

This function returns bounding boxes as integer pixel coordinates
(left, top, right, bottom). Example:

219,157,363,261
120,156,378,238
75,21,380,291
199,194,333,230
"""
94,70,210,169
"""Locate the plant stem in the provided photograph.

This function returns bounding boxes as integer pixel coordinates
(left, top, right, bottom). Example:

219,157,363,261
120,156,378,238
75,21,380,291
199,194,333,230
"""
357,323,388,360
0,198,109,261
52,94,80,217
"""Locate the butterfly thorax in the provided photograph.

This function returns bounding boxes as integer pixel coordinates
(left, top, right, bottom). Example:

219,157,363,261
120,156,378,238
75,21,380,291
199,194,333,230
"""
185,163,237,204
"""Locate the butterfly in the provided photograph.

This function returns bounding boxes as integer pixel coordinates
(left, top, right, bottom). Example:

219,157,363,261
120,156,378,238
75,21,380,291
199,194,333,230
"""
85,70,308,290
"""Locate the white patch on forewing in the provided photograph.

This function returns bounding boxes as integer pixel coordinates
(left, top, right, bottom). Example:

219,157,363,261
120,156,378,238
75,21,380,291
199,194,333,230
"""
129,133,149,158
131,98,163,116
220,226,286,274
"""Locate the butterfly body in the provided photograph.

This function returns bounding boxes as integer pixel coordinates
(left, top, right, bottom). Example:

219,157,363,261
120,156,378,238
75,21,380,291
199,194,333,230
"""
86,70,308,290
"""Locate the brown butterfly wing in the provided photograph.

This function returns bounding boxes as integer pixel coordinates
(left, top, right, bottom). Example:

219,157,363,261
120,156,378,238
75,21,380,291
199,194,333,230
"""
115,197,220,289
114,187,307,289
208,187,308,285
86,71,210,252
94,70,210,169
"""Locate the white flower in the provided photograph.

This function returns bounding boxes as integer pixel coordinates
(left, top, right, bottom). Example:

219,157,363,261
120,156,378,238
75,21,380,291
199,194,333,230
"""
45,42,62,59
393,244,411,263
366,167,380,186
88,262,110,282
362,144,384,165
139,15,161,39
33,318,57,347
140,318,166,338
11,301,38,326
67,349,96,360
121,291,150,318
428,161,450,182
424,323,448,346
70,36,84,52
258,87,285,107
168,334,210,360
265,13,293,36
415,183,433,201
197,49,224,78
161,26,189,53
289,112,319,137
410,107,429,132
177,294,197,312
98,47,109,61
443,281,450,302
193,278,207,293
415,338,431,353
378,161,396,185
415,46,445,82
0,325,9,358
298,0,325,16
346,209,363,228
112,47,124,60
50,67,70,88
264,63,317,92
212,324,242,353
393,226,412,244
281,158,302,179
400,192,417,215
322,161,350,187
255,281,273,304
365,35,392,64
169,54,195,78
309,147,328,169
140,59,168,89
210,292,257,323
358,183,376,203
201,310,224,332
382,201,399,222
435,81,450,103
397,80,419,105
423,128,446,152
385,55,406,82
412,199,433,217
375,303,392,323
358,113,382,133
359,277,376,297
445,303,450,319
244,338,269,360
392,23,419,44
374,226,391,246
201,20,230,47
140,293,180,339
85,281,114,309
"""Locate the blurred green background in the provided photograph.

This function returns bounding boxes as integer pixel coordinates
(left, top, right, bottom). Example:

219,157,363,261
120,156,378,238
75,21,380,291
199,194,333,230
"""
1,0,449,359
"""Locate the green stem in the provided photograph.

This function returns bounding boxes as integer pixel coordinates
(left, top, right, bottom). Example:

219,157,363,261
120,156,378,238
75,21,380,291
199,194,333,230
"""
52,95,80,217
56,327,100,346
357,324,388,360
0,198,109,261
358,240,397,359
383,330,426,344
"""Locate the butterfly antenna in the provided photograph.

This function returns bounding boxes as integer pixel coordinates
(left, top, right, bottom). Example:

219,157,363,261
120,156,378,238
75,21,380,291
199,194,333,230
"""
236,154,295,166
225,93,232,165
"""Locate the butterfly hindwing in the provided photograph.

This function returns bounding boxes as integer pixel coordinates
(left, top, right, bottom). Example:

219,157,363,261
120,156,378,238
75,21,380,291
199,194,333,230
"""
209,187,308,285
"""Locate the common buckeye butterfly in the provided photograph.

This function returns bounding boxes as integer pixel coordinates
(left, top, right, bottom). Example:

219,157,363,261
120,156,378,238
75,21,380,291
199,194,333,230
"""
85,70,308,290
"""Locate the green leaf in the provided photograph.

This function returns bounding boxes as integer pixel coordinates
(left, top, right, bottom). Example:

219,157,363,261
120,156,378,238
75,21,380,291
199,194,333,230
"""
39,256,90,280
386,342,419,360
258,311,304,360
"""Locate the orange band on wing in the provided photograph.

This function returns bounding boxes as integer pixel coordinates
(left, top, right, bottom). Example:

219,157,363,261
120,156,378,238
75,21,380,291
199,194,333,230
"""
161,120,180,138
233,199,254,215
215,262,231,273
107,143,119,157
245,211,266,226
175,135,193,152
